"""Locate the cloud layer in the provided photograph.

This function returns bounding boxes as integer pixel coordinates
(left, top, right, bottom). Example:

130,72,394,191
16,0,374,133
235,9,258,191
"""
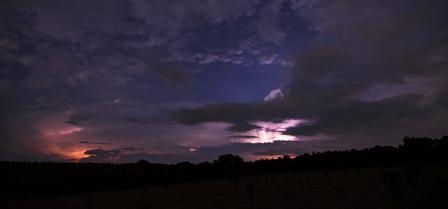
1,0,447,162
172,0,448,147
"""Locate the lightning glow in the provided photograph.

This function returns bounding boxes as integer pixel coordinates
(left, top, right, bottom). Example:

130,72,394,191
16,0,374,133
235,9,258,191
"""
237,119,303,143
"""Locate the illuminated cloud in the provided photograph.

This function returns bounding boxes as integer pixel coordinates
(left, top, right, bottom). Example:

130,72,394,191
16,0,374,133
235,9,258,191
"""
259,54,278,65
234,119,302,143
264,88,284,102
44,126,83,136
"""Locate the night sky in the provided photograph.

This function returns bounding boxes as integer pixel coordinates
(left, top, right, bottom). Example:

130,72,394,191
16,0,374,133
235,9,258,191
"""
1,0,447,163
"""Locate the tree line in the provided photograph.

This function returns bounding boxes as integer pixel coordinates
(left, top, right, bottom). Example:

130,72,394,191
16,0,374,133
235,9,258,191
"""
1,136,447,198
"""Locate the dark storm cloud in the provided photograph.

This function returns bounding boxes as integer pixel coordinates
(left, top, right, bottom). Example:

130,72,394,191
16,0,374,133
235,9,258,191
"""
136,50,192,85
0,0,285,93
226,122,261,133
79,141,111,145
172,0,448,145
82,149,121,162
284,95,432,136
80,140,326,163
1,0,298,162
125,116,174,125
172,103,308,125
80,148,184,163
230,135,259,139
65,112,91,126
1,0,259,89
2,0,448,163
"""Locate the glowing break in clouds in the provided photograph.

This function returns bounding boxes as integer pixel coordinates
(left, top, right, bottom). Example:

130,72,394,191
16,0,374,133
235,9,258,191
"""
29,112,96,161
237,119,303,143
41,125,90,161
244,153,298,161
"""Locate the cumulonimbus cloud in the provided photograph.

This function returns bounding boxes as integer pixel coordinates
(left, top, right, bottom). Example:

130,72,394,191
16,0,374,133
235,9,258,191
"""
172,0,448,146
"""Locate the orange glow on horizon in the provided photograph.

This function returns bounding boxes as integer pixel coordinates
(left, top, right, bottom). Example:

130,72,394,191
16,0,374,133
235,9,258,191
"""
64,148,91,162
39,122,91,162
44,144,91,162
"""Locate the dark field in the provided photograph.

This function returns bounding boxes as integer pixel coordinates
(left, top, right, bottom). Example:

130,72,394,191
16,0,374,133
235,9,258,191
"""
4,164,448,209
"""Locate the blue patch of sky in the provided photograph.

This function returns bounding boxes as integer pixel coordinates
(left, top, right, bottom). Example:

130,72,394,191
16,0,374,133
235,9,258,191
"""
194,63,286,103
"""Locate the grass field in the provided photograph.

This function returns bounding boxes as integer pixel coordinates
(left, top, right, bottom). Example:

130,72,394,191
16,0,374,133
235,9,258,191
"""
5,164,447,209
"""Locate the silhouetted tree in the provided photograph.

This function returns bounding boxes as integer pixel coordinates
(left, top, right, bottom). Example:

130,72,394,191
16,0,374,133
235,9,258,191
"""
215,154,244,167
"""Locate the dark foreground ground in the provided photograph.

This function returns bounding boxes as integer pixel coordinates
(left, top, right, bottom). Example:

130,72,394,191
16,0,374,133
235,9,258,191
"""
4,163,447,209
